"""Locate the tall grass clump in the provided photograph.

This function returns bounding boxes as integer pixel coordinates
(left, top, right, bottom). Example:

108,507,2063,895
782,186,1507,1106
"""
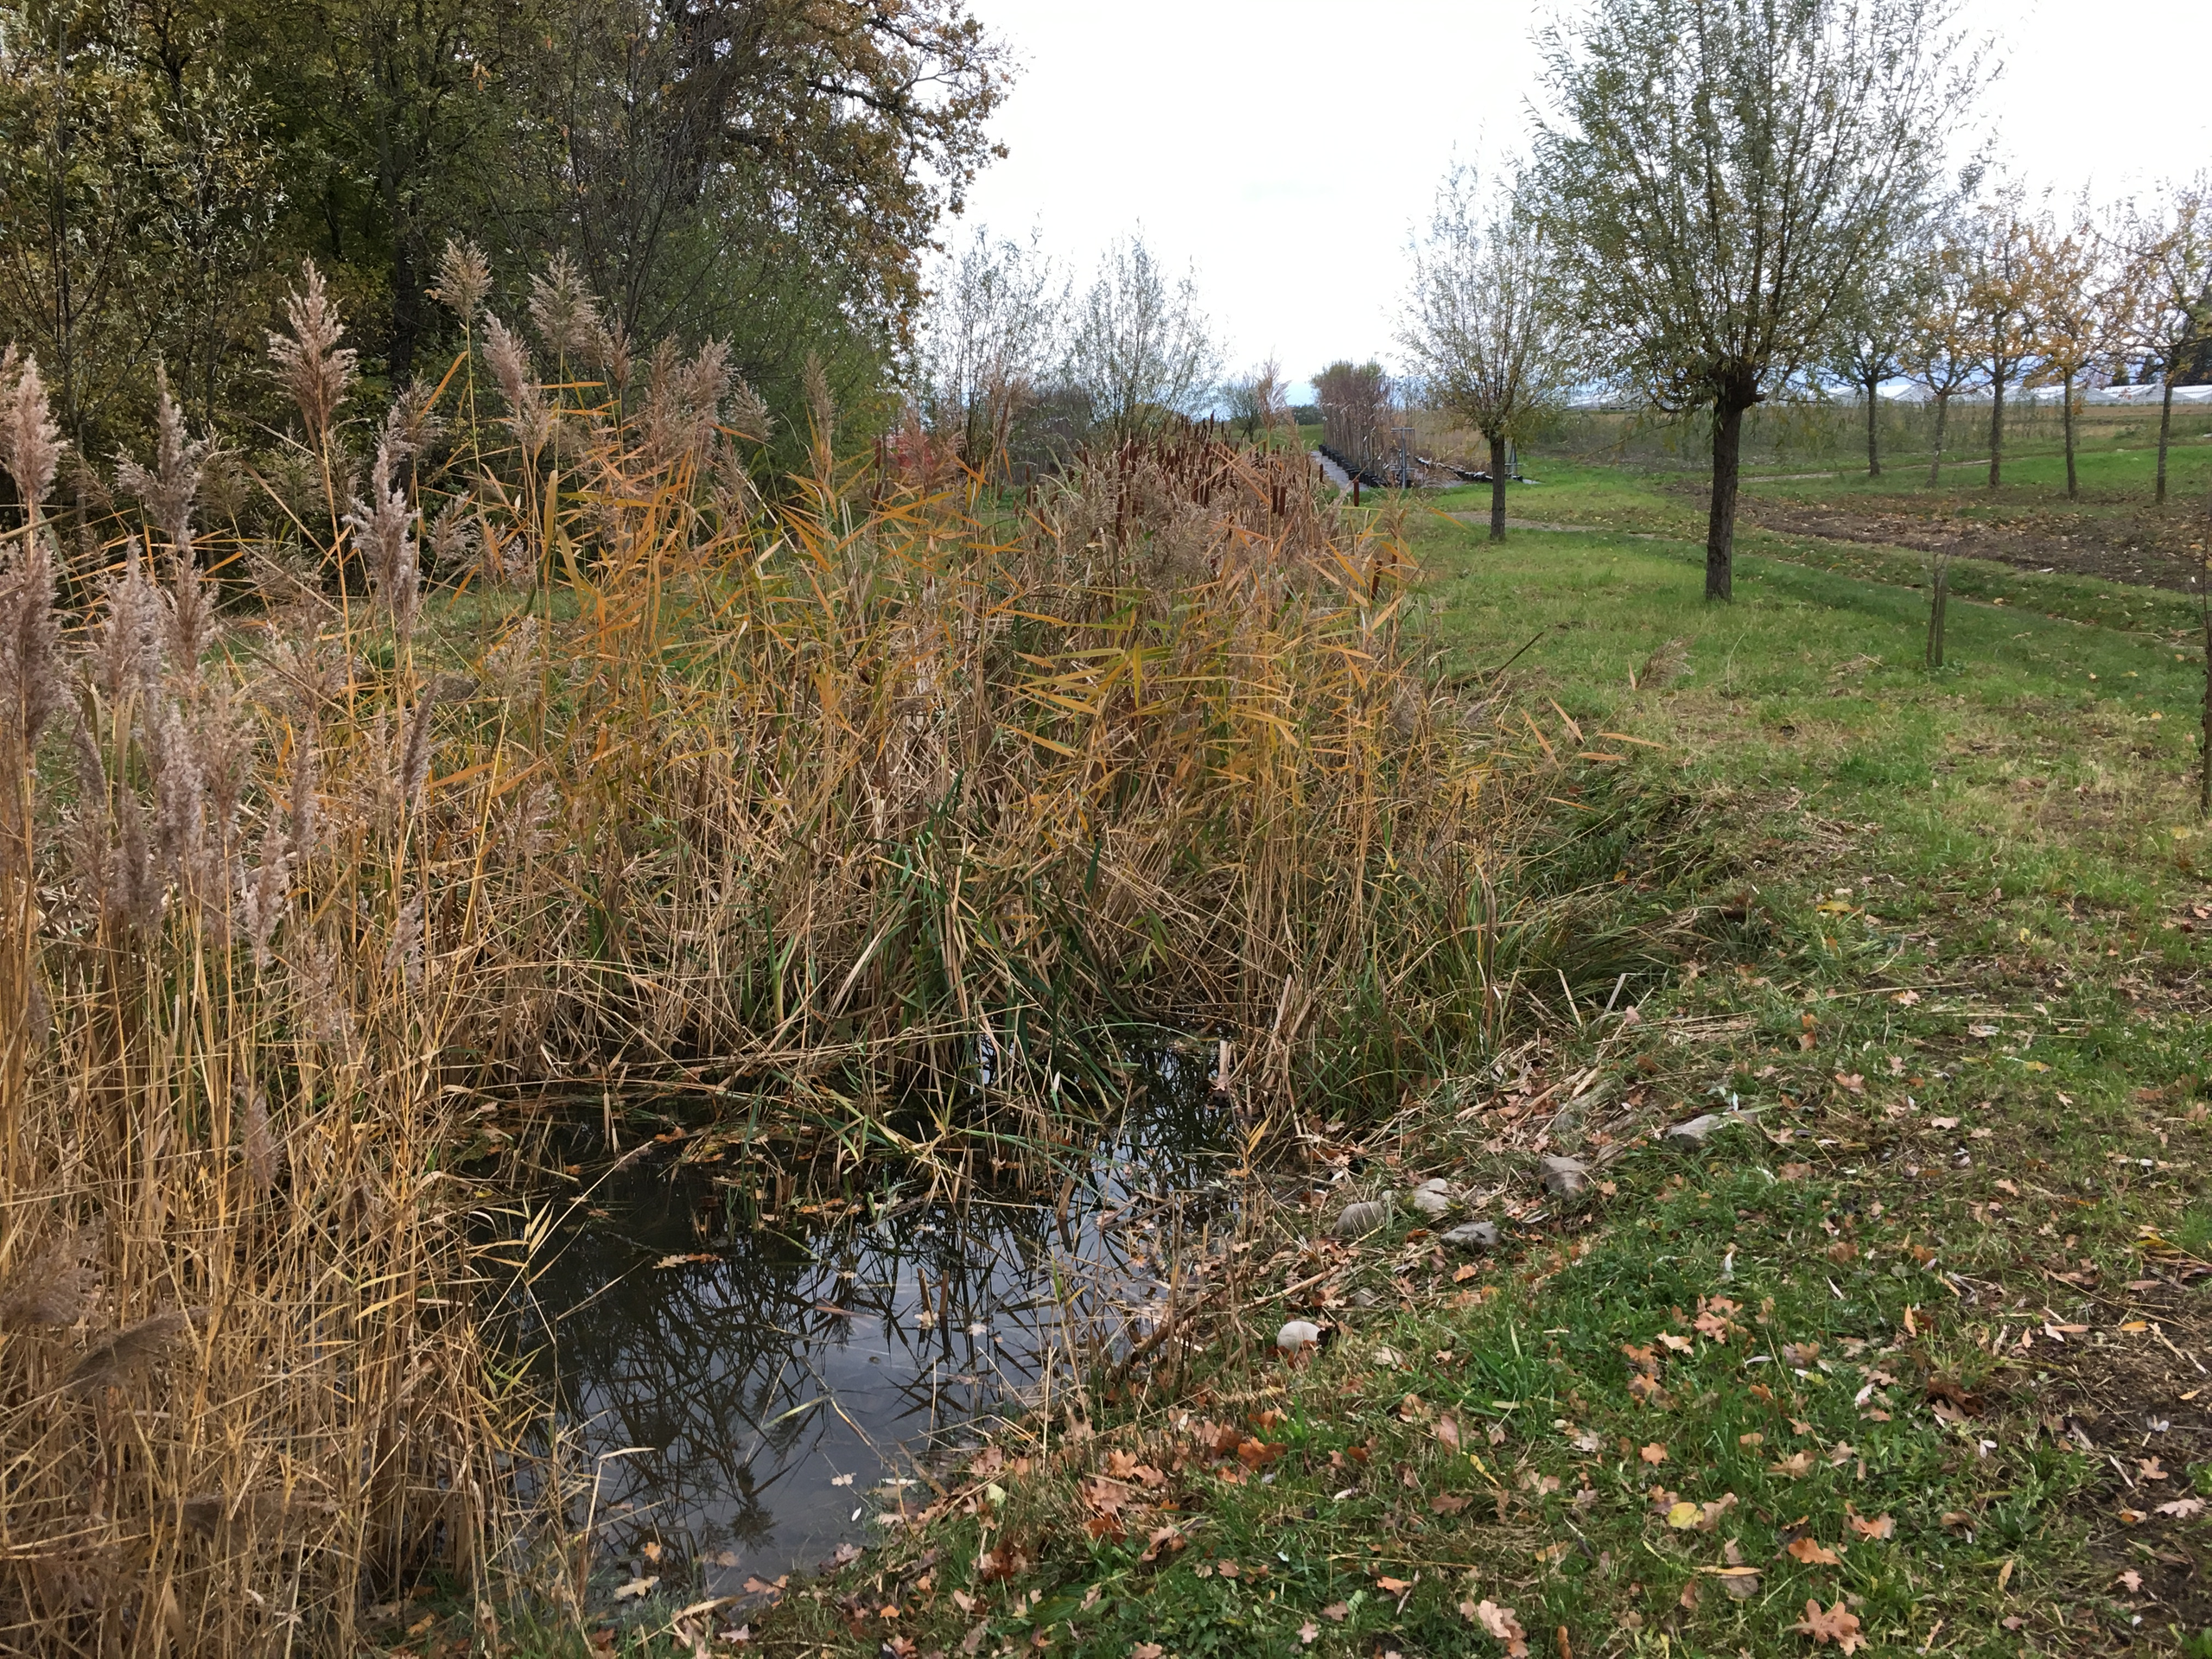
0,251,1522,1649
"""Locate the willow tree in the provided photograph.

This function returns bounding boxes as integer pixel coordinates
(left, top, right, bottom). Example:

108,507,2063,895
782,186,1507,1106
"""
1398,164,1583,542
1533,0,1964,599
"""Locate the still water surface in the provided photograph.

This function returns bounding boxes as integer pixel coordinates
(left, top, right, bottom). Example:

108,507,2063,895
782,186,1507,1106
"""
510,1081,1231,1595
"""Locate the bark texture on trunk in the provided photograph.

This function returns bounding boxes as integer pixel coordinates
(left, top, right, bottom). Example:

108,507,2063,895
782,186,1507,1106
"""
1707,398,1748,601
1928,395,1948,486
1866,379,1880,476
2062,373,2078,499
1488,435,1507,542
1987,372,2006,489
2158,381,2176,506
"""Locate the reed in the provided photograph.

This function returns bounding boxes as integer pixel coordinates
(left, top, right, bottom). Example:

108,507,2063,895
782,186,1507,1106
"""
0,256,1532,1649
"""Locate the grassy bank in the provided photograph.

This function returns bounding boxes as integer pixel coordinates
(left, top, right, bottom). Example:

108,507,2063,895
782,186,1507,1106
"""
717,487,2212,1657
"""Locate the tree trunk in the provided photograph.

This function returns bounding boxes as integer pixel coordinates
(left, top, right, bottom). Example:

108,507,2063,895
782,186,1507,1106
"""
2201,573,2211,816
1707,397,1748,601
1488,434,1507,542
1865,377,1880,476
1928,394,1948,486
2062,372,2078,499
2158,378,2176,506
1987,369,2005,489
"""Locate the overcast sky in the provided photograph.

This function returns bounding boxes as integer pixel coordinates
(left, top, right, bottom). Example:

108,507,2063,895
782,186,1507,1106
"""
949,0,2212,400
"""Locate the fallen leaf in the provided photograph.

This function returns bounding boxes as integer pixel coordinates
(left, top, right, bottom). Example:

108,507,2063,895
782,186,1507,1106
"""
1834,1073,1865,1095
1471,1599,1529,1657
1770,1451,1815,1478
1657,1332,1693,1353
1132,1646,1163,1659
1779,1163,1813,1181
2156,1497,2205,1518
1679,1579,1701,1611
613,1577,658,1601
951,1590,976,1614
1787,1538,1842,1566
1298,1622,1319,1646
1640,1443,1668,1465
831,1542,864,1567
1846,1512,1894,1541
1719,1568,1763,1600
1377,1575,1413,1594
1321,1602,1351,1624
1434,1413,1462,1452
1430,1492,1471,1515
830,1472,855,1488
2119,1569,2144,1592
1667,1502,1701,1529
1787,1598,1864,1652
2140,1458,2170,1481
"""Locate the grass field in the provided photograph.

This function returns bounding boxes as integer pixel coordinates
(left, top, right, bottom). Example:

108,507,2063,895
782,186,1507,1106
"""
620,458,2212,1659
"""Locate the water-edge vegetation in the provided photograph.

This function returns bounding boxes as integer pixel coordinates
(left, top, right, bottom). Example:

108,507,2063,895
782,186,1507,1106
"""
0,260,1609,1652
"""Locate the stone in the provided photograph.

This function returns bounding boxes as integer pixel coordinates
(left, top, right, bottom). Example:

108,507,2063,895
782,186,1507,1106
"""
1276,1319,1324,1354
1335,1199,1391,1237
1409,1178,1456,1218
1442,1221,1500,1250
1661,1113,1726,1150
1539,1155,1591,1202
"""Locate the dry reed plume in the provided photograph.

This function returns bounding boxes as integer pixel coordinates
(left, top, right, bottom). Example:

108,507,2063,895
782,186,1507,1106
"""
0,257,1523,1649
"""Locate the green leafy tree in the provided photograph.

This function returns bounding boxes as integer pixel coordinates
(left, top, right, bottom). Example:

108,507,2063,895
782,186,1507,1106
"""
1533,0,1966,599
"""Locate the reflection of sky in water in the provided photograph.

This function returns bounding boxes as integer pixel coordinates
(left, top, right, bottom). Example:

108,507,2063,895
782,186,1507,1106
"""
504,1061,1230,1593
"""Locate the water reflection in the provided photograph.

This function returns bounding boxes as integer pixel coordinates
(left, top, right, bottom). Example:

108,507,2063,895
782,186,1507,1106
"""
506,1058,1231,1592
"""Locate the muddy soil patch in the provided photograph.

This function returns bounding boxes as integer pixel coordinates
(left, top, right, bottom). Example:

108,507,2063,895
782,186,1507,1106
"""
1730,499,2203,594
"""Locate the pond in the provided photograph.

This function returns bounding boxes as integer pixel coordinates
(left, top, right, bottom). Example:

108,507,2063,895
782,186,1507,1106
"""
503,1070,1234,1599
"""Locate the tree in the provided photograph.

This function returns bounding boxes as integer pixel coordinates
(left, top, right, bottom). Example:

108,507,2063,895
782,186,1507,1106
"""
1967,185,2037,490
1063,234,1221,433
1313,360,1390,477
2024,200,2120,501
913,224,1062,474
2119,174,2212,508
1897,214,1985,484
1223,359,1288,444
1398,162,1583,541
1825,243,1926,478
1533,0,1963,599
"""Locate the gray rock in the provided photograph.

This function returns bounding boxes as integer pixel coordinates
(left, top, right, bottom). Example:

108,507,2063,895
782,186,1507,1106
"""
1442,1220,1500,1250
1335,1198,1391,1237
1409,1179,1456,1218
1661,1113,1726,1150
1276,1319,1324,1353
1539,1155,1591,1201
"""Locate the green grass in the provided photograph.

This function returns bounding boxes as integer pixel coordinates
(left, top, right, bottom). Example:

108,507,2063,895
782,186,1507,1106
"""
463,480,2212,1659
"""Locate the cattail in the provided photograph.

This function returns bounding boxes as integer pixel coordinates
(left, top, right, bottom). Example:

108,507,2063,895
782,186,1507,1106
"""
346,434,420,640
483,315,553,452
267,261,357,445
66,1306,205,1397
431,238,493,326
113,367,208,544
0,1217,104,1329
0,345,63,509
528,251,601,362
